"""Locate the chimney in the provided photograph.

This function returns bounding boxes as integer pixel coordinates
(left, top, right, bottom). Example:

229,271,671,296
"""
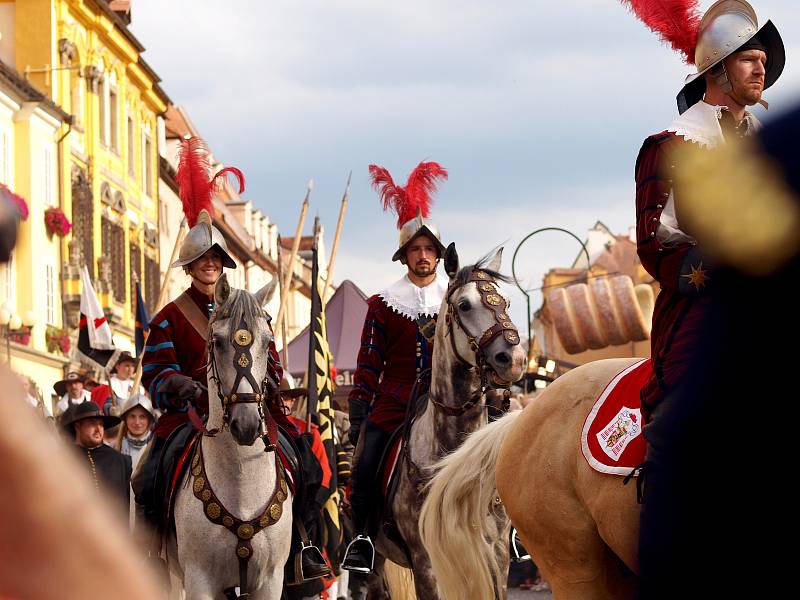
109,1,132,25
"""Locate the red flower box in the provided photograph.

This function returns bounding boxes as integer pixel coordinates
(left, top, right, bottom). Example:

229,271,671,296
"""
44,207,72,238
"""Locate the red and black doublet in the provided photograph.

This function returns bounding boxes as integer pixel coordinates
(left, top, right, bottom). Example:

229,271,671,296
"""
635,131,714,420
350,294,435,433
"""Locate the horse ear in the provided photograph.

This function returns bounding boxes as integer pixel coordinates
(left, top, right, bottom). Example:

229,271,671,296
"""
215,273,231,306
444,242,459,279
486,247,503,273
255,278,278,307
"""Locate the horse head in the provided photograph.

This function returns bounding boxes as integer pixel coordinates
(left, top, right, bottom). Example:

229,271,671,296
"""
207,274,278,446
441,243,526,386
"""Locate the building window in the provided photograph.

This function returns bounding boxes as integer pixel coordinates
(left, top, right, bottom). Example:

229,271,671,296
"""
101,216,126,304
43,147,54,207
99,76,107,146
109,87,119,151
127,117,135,177
71,168,94,271
0,253,15,311
129,241,141,314
70,71,84,128
144,255,160,314
143,134,153,197
0,130,9,185
45,264,56,324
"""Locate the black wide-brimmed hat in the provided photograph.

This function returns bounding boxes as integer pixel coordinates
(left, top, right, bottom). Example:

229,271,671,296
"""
111,351,138,373
61,401,121,431
53,371,86,397
279,377,308,399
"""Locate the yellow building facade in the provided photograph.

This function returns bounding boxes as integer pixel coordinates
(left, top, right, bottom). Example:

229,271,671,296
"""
9,0,168,360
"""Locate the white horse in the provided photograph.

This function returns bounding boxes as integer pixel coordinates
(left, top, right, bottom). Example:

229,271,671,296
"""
168,275,293,600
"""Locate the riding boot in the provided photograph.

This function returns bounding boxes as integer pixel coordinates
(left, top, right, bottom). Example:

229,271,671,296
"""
342,420,388,573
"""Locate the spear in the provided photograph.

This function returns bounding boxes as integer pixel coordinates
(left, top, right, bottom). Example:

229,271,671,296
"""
275,180,312,334
275,235,290,371
131,219,187,393
323,172,351,304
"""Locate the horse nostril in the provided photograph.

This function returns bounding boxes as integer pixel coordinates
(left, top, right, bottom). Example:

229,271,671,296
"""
495,351,511,365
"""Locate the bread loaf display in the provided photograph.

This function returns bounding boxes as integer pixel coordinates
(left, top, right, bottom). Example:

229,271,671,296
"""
546,275,654,355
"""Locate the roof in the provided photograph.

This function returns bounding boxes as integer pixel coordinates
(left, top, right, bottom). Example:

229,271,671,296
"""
591,235,641,280
0,60,71,123
286,280,369,377
280,236,315,252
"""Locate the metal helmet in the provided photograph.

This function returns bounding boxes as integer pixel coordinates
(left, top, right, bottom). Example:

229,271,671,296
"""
677,0,785,114
120,393,156,421
171,209,236,269
392,211,446,263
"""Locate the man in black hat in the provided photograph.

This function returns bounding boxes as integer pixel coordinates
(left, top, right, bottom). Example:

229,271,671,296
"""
63,402,132,507
54,371,91,417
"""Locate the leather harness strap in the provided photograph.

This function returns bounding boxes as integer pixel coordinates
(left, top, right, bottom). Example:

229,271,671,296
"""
191,440,288,597
174,291,210,343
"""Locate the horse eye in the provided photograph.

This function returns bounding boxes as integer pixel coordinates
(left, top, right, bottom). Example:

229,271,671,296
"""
458,301,471,312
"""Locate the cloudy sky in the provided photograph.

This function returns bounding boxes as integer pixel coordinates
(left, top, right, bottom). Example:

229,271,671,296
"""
132,0,799,331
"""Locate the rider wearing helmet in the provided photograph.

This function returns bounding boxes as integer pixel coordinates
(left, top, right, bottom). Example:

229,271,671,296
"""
133,137,328,580
342,161,449,573
628,0,785,587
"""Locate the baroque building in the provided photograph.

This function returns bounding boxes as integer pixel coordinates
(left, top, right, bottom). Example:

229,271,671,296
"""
8,0,169,357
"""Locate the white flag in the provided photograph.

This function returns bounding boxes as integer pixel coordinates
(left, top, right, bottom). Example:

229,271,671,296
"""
80,266,115,350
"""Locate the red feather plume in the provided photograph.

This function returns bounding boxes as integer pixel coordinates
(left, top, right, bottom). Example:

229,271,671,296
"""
212,167,246,195
176,137,213,227
620,0,702,64
369,161,448,229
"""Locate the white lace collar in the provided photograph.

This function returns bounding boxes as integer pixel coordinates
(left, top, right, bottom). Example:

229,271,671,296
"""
378,274,447,320
668,101,761,148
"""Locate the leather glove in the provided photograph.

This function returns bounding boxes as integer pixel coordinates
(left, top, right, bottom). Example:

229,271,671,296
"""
348,399,369,447
157,374,203,403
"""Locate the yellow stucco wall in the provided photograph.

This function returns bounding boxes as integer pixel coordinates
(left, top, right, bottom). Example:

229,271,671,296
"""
13,0,166,350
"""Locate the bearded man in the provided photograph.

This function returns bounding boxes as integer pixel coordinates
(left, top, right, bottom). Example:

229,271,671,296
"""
625,0,785,588
342,161,449,573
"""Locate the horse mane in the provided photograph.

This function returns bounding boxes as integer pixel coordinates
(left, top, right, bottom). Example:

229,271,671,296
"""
211,288,267,329
451,252,512,289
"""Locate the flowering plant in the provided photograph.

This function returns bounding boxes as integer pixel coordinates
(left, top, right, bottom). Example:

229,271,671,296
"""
9,326,31,346
46,326,71,355
44,207,72,238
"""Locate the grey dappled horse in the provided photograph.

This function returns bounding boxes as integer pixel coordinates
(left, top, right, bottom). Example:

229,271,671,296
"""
351,245,526,599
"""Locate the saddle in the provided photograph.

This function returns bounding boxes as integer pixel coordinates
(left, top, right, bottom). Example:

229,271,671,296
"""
372,385,431,563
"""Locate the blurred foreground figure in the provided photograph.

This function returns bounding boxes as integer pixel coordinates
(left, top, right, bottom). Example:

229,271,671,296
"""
637,95,800,598
0,192,165,599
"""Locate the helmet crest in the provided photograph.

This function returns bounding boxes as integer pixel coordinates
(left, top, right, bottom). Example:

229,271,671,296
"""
369,161,448,229
619,0,702,64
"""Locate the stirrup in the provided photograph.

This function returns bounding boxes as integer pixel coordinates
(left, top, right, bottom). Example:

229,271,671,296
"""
342,535,375,573
288,541,331,585
510,527,531,562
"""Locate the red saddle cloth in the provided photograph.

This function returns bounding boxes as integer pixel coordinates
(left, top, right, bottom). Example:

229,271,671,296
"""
381,435,404,499
581,359,652,476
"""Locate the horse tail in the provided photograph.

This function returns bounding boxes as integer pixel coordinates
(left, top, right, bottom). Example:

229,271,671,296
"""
419,411,521,600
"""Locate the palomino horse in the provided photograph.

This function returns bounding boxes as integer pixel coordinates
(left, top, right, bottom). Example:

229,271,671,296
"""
168,275,293,600
351,244,526,599
420,357,641,600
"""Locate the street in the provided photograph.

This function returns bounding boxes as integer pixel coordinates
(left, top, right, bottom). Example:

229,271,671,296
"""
509,586,553,600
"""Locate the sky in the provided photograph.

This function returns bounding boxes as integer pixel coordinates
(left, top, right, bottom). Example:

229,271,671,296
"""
131,0,800,333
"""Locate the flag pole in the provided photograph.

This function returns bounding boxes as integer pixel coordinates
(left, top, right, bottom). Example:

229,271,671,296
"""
323,172,351,305
131,220,187,393
306,216,322,428
275,180,312,334
275,235,290,371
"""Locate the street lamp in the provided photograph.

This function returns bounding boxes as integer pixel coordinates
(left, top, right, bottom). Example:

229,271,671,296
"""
511,228,591,392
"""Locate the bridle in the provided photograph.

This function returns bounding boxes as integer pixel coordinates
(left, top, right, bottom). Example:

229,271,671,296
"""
429,269,520,416
205,311,278,449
